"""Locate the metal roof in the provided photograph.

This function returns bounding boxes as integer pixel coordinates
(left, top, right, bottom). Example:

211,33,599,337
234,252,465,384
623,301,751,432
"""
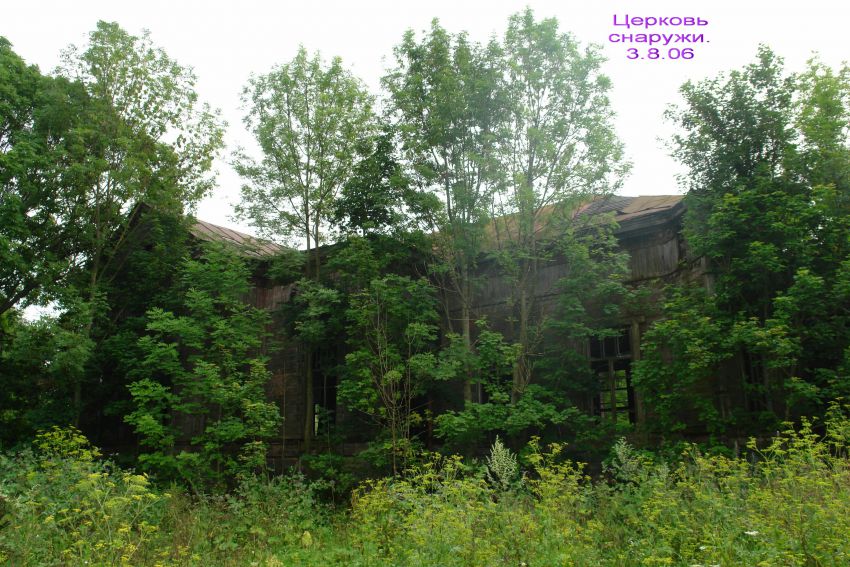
190,219,285,258
189,195,684,259
483,194,684,250
575,194,684,222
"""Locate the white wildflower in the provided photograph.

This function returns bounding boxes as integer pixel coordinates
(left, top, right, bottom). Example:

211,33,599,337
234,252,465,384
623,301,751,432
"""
486,436,519,491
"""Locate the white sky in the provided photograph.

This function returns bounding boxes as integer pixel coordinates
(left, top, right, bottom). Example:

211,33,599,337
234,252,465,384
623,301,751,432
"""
4,0,849,235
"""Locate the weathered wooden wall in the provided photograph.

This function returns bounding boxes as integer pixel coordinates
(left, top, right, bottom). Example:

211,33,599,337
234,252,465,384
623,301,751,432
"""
245,195,715,446
245,280,306,467
449,197,696,338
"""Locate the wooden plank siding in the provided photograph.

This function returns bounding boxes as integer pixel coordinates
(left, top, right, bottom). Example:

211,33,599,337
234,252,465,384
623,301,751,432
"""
188,194,706,449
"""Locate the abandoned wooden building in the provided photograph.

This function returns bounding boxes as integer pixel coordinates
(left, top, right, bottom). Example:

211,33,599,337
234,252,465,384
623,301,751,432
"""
184,194,705,463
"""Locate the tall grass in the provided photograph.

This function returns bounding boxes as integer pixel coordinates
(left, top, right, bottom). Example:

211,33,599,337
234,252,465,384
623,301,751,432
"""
2,410,849,566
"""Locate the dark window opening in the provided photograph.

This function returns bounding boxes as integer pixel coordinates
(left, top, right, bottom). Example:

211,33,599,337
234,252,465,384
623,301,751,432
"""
589,330,631,360
589,328,636,425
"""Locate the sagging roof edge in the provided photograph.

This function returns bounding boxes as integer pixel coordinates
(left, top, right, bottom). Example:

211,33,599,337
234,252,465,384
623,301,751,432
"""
188,194,685,260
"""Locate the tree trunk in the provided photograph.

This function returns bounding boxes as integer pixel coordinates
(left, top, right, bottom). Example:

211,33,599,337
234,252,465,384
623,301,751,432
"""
459,258,476,403
511,286,529,404
302,219,316,452
461,301,473,403
313,218,321,280
303,350,315,451
391,422,398,476
75,251,102,427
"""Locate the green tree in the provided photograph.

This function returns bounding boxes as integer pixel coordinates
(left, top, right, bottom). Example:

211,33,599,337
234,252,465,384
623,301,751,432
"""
383,20,504,403
635,47,850,434
435,215,636,451
125,245,280,490
339,275,439,473
332,126,440,238
58,21,225,297
0,303,94,447
234,46,374,278
235,47,373,447
538,213,640,446
0,38,92,317
433,320,524,448
491,9,628,403
85,211,193,445
278,278,342,450
57,21,225,423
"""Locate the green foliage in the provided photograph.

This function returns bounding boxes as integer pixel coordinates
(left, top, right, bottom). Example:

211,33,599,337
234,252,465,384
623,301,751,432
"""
435,215,637,451
541,215,640,450
33,426,102,462
266,247,307,286
3,415,850,565
1,21,225,425
333,126,439,237
384,10,630,418
0,429,332,566
284,279,342,346
278,277,344,450
637,47,850,435
383,18,504,406
432,320,527,445
7,20,850,567
54,21,224,306
350,414,850,566
0,297,95,447
0,38,93,316
548,214,637,337
233,43,375,448
234,45,374,273
340,275,439,473
125,245,280,489
60,21,225,210
299,452,358,503
84,211,193,443
492,10,629,406
497,8,627,208
0,428,167,566
434,339,576,447
634,287,735,434
383,20,501,248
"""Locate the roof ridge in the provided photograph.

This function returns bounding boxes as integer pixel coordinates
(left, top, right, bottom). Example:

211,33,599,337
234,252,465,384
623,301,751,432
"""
190,217,285,258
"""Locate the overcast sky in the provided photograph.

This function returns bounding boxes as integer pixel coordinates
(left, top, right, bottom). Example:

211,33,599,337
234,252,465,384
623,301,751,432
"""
4,0,849,235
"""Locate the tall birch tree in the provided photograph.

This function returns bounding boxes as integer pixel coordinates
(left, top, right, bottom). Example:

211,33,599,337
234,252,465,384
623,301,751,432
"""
234,47,373,448
492,9,628,402
383,20,504,403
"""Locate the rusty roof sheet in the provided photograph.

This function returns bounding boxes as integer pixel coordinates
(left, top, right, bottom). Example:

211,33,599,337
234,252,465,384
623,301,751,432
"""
484,194,684,250
190,195,682,259
576,194,684,223
190,219,285,258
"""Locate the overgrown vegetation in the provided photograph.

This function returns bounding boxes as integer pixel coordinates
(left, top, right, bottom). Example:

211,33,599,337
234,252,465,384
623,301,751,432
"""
634,47,850,438
124,244,281,490
2,413,849,565
1,8,849,565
